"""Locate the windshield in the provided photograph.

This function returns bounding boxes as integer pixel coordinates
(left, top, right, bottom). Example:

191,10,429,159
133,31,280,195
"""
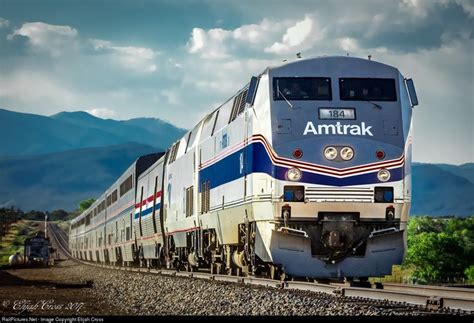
273,77,332,101
339,78,397,101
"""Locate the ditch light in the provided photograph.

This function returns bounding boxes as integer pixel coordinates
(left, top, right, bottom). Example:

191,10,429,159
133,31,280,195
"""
283,186,305,202
374,187,394,203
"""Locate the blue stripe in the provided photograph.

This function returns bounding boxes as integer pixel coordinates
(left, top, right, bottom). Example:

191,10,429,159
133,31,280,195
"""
199,141,403,191
134,203,161,220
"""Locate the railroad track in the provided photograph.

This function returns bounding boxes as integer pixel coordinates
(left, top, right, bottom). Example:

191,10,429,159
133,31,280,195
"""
48,223,72,259
48,224,474,313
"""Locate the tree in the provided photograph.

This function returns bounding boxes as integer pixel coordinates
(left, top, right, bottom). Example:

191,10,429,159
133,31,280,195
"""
465,265,474,283
49,209,69,221
404,216,473,283
406,232,464,282
78,198,95,212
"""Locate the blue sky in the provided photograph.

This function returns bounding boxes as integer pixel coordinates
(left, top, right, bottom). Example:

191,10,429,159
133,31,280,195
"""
0,0,472,164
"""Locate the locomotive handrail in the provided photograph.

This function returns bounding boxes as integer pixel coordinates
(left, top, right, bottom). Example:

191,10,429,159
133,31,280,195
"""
369,227,398,238
277,227,309,238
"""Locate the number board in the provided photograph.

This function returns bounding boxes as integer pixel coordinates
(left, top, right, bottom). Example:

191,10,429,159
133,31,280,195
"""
319,108,356,120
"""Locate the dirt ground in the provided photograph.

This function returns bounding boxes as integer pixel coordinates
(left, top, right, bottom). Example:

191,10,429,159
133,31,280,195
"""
0,259,124,316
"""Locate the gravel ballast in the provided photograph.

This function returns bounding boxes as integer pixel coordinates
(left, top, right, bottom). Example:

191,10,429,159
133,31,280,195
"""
3,259,468,316
68,261,465,316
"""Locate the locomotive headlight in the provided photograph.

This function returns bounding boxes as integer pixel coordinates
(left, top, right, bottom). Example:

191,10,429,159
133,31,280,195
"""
377,169,391,182
340,147,354,161
286,167,302,181
324,146,338,160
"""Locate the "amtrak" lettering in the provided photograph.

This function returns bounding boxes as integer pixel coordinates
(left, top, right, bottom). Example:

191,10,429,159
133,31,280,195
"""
303,122,374,136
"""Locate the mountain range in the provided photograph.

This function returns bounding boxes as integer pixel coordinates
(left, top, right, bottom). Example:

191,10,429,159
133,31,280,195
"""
0,108,186,156
412,163,473,216
0,108,471,215
0,142,159,211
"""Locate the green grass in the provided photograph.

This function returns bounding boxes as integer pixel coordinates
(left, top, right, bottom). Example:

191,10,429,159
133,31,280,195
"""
370,265,417,284
0,221,40,265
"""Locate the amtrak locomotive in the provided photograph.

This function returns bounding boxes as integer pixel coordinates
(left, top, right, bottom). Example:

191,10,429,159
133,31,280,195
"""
69,56,419,280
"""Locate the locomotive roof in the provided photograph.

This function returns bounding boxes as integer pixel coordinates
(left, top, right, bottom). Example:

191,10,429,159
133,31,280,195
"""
267,55,398,72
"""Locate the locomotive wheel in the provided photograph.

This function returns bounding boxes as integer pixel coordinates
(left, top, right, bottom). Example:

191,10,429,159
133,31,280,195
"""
280,272,292,282
211,262,223,275
269,265,280,280
186,263,196,272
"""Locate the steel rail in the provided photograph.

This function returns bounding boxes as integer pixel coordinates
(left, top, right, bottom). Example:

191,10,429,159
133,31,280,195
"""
48,223,72,258
381,283,474,301
50,225,474,312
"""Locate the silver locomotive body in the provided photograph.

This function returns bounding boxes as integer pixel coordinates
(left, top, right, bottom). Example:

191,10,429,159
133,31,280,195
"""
69,56,419,280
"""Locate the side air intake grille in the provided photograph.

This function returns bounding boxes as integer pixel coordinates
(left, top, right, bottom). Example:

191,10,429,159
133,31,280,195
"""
229,89,248,123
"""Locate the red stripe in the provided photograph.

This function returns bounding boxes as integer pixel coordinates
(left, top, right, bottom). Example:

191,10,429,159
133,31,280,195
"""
135,191,162,209
200,134,405,177
253,134,404,173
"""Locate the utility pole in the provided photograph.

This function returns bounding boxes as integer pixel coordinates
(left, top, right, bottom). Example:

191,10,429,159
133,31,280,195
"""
1,210,5,240
45,214,48,239
0,209,3,242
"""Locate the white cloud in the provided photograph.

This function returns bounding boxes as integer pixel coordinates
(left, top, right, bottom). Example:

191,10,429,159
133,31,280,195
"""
186,18,290,59
8,22,78,57
7,22,159,74
91,39,158,73
112,46,157,73
187,28,206,53
264,15,323,54
232,18,287,44
339,37,359,53
86,108,117,119
187,27,232,59
186,15,318,59
0,18,9,28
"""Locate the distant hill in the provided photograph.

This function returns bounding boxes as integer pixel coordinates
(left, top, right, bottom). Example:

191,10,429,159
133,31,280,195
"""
0,108,186,156
51,111,187,151
435,163,474,184
412,163,474,216
0,143,159,211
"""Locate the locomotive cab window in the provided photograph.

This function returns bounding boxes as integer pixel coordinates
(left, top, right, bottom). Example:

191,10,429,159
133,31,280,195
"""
339,78,397,101
273,77,332,101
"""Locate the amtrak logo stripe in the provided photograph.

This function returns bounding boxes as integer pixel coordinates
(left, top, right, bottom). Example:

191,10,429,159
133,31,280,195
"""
198,140,403,191
200,134,404,177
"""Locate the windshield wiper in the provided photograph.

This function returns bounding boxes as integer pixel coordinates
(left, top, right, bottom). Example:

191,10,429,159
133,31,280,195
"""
278,88,294,110
362,99,383,110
